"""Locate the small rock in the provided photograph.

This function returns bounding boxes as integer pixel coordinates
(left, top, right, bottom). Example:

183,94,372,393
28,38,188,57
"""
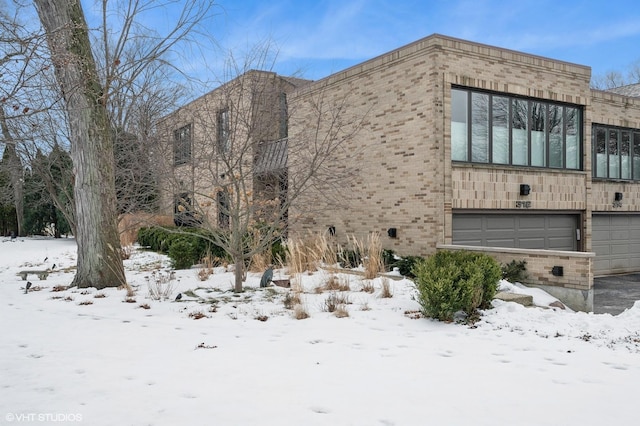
549,301,566,310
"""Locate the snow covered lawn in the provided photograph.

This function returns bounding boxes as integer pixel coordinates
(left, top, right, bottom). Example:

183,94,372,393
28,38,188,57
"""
1,237,639,425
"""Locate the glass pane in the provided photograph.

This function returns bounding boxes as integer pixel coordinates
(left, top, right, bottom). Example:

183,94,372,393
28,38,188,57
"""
595,127,607,177
492,96,509,164
451,89,468,161
609,129,619,178
471,93,489,162
565,107,580,169
549,105,563,168
512,99,528,165
531,102,546,167
621,131,631,179
634,133,640,180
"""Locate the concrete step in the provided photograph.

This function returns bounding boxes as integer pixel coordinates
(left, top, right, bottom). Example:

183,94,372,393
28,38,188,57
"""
494,291,533,307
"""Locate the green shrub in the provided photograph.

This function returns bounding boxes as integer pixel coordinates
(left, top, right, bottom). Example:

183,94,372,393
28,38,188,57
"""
502,259,527,284
380,250,423,278
138,226,227,266
412,250,501,321
168,238,199,269
382,249,396,271
393,255,422,278
467,252,501,309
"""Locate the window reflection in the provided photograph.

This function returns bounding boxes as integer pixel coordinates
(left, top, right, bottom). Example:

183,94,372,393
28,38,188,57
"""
451,87,582,170
594,125,640,181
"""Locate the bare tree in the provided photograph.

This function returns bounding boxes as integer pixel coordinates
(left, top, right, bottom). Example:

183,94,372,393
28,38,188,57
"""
0,108,24,236
157,46,366,292
32,0,213,288
33,0,126,288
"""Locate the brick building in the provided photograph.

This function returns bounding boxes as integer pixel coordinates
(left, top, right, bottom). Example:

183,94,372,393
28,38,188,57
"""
160,34,640,311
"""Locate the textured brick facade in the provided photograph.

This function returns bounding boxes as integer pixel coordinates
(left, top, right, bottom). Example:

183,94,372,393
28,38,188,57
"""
286,34,640,311
160,34,640,311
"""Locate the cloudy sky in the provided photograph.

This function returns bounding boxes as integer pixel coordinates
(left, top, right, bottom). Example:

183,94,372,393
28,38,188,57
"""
203,0,640,82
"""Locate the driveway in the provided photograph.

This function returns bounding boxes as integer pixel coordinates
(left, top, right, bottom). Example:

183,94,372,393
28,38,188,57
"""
593,273,640,315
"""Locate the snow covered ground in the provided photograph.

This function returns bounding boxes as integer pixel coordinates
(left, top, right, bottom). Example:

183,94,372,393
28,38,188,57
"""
1,237,639,426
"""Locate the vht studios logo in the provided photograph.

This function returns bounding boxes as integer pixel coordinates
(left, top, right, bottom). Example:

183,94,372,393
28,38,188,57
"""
5,412,83,422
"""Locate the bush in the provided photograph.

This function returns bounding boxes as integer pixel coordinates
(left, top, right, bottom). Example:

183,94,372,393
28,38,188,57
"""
168,238,199,269
138,226,227,268
412,250,501,321
502,259,527,283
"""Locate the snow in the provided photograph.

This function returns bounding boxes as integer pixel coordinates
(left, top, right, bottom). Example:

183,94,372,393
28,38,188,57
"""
1,237,639,426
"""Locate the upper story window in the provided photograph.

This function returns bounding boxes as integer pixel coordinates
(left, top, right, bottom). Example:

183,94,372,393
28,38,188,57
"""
217,108,230,153
451,88,582,170
173,124,192,166
593,125,640,180
279,92,288,139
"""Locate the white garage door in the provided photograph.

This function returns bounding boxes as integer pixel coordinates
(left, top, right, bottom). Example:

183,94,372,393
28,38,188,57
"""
592,214,640,275
453,213,578,251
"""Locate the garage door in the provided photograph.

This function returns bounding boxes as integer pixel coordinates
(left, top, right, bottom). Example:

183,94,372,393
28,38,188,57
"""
592,214,640,275
453,213,578,251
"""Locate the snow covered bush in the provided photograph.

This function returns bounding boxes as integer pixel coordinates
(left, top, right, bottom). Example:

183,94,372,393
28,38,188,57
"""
412,250,501,322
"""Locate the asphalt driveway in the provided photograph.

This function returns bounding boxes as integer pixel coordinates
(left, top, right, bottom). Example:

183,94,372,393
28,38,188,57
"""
593,273,640,315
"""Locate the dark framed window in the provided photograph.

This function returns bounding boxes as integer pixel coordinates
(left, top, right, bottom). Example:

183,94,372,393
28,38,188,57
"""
173,124,192,166
217,108,230,153
593,124,640,181
451,87,582,170
279,92,288,139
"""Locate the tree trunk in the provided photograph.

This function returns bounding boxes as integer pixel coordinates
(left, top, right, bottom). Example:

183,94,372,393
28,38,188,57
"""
0,109,24,237
234,254,244,293
34,0,126,289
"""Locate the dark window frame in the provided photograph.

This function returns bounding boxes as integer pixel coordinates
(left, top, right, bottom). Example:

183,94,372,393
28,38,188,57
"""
592,124,640,181
217,108,230,154
173,124,192,166
451,87,583,171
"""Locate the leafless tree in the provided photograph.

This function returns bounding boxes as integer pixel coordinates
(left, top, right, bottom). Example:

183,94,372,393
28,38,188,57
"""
591,61,640,90
33,0,212,288
157,45,367,292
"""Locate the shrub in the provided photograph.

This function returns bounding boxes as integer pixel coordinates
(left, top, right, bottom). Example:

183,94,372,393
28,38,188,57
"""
502,259,527,283
393,255,422,278
412,250,501,321
138,227,228,268
168,238,199,269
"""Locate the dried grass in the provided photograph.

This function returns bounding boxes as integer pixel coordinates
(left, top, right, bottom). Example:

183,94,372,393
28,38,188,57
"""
283,291,302,309
379,277,393,298
285,233,337,274
361,280,375,293
351,233,383,279
334,305,349,318
147,270,176,301
293,303,310,320
322,292,350,312
322,274,351,292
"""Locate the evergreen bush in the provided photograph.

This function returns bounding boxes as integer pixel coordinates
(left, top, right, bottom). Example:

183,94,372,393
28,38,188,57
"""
501,259,527,284
168,237,199,269
412,250,501,321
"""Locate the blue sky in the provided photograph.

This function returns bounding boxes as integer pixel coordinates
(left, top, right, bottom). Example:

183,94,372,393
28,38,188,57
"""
201,0,640,82
73,0,640,86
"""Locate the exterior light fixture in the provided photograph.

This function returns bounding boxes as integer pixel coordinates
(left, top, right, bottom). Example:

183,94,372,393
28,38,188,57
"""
387,228,398,238
520,184,531,196
328,226,336,236
614,192,623,202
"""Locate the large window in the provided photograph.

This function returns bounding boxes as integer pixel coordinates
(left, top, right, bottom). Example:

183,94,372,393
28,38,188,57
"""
593,125,640,181
451,88,582,170
173,124,192,166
